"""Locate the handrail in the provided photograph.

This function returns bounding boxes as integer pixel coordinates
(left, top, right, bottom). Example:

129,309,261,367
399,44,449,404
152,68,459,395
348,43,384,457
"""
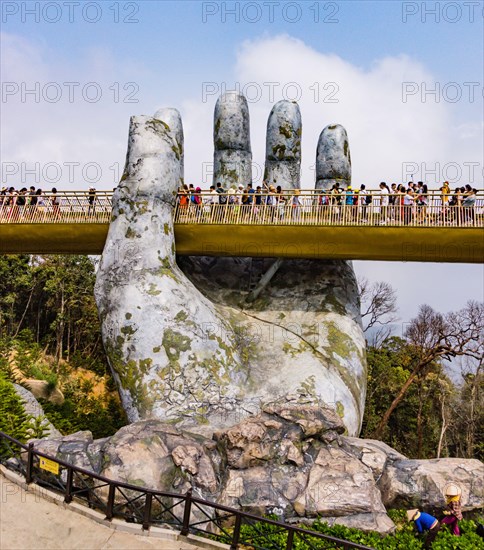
0,189,482,228
0,430,374,550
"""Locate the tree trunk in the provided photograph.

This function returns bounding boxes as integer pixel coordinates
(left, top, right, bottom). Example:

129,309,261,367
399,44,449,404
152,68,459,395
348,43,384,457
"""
417,384,424,458
13,284,36,338
466,382,476,458
56,285,65,364
66,312,71,362
372,358,433,439
437,394,447,458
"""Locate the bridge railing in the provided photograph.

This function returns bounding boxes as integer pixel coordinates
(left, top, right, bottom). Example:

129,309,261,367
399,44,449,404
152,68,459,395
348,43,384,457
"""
0,191,113,224
175,190,484,228
0,430,373,550
1,189,483,228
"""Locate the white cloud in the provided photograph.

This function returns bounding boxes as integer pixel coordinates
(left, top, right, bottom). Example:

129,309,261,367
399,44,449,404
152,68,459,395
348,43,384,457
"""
1,32,482,319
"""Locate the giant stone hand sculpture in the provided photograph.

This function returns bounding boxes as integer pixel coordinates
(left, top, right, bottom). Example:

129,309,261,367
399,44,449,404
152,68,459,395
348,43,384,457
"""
95,93,366,436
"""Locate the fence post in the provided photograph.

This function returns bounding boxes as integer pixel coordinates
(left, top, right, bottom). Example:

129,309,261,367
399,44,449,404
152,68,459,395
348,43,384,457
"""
180,488,192,536
142,492,153,531
64,467,73,503
25,442,34,484
230,513,242,550
105,484,115,521
285,528,294,550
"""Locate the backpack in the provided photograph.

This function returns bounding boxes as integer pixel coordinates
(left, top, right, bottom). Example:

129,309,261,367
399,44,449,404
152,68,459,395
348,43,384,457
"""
365,194,372,205
217,188,227,204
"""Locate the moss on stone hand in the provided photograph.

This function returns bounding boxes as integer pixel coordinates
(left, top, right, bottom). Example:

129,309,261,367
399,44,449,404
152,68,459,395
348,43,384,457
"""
162,329,191,362
125,227,138,239
279,124,292,139
121,325,137,336
175,310,188,322
147,283,162,296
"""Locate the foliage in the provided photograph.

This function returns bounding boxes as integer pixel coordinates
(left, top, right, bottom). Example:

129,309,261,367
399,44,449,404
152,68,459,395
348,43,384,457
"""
39,382,126,439
0,254,127,440
217,513,484,550
0,255,105,366
362,334,484,460
0,371,47,454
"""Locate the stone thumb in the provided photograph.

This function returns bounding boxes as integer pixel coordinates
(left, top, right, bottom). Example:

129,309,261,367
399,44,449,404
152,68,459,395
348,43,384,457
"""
107,114,183,269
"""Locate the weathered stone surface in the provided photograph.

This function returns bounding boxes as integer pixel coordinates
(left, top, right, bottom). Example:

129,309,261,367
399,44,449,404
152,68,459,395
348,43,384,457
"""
94,115,248,431
317,513,396,535
153,107,184,182
341,437,407,481
294,446,386,517
316,124,351,190
213,91,252,188
263,403,345,437
264,100,301,189
179,255,367,436
13,383,61,438
96,101,366,436
379,458,484,511
33,430,97,471
214,404,342,470
29,416,484,535
17,379,64,406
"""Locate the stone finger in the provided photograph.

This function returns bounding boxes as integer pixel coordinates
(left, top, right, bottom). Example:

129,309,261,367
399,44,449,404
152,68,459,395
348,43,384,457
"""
264,100,302,190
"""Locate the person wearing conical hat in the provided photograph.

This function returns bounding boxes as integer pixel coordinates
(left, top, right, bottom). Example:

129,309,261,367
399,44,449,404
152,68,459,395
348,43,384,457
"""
407,509,441,548
440,483,463,536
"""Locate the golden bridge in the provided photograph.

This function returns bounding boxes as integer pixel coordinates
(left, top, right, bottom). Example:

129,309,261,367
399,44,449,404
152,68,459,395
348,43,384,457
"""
1,190,483,263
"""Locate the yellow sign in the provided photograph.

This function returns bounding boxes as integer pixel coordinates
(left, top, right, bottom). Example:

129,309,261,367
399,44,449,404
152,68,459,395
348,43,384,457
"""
39,457,59,475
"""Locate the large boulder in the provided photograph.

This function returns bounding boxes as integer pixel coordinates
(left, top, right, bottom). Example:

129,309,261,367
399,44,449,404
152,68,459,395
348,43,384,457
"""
341,437,407,481
378,458,484,511
29,414,484,536
13,383,62,438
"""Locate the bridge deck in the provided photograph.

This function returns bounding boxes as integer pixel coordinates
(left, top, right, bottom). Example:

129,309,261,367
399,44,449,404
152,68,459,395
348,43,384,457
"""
1,190,483,262
1,223,482,263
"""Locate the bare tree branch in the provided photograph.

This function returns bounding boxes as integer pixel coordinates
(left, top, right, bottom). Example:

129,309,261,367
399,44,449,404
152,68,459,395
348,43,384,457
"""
358,277,398,332
373,300,484,439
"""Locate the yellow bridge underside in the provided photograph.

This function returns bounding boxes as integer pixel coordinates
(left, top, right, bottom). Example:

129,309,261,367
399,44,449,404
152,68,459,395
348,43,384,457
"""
1,224,483,263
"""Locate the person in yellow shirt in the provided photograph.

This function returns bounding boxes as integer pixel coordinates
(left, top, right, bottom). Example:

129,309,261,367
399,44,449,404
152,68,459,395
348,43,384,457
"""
440,483,463,536
440,181,450,223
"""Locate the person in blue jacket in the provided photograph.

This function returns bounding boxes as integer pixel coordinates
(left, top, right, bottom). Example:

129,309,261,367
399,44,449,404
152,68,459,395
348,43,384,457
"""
407,509,441,548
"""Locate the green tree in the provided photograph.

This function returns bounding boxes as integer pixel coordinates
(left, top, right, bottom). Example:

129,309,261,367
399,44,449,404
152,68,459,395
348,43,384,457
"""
362,336,454,458
0,255,35,338
372,302,483,440
0,371,46,452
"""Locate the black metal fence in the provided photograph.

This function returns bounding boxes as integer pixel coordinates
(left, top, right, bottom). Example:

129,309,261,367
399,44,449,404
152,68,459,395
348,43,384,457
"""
0,431,374,550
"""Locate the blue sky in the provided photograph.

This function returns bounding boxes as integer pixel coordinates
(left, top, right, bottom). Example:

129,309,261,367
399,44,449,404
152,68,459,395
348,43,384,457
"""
1,0,483,325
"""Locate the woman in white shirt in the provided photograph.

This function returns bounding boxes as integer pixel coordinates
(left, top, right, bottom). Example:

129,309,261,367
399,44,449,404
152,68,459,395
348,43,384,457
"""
379,182,390,223
403,188,414,225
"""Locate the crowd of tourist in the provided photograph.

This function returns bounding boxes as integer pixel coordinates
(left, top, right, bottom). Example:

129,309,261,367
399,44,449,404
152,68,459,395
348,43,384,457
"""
176,181,480,225
0,186,97,220
0,182,479,226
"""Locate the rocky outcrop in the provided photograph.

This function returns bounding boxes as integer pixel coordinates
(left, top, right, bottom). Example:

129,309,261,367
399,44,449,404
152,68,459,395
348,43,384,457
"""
30,413,484,535
94,96,367,436
13,384,61,438
379,458,484,511
10,352,64,406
